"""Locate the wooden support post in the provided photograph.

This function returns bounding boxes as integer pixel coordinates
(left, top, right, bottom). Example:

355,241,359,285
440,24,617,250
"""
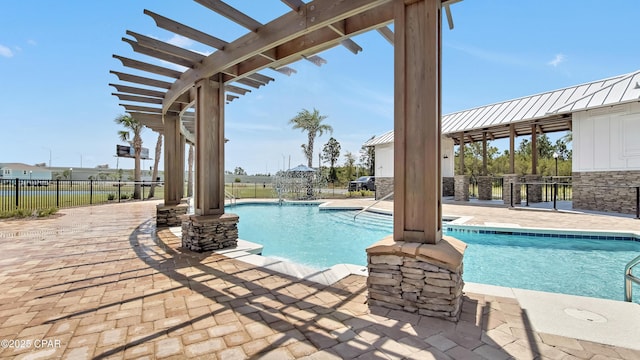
163,113,184,205
194,75,225,216
393,0,441,244
531,124,538,175
482,132,487,176
509,124,515,174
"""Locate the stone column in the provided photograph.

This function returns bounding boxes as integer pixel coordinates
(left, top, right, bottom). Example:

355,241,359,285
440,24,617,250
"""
182,75,238,251
366,0,466,322
454,175,469,201
524,174,542,203
503,174,521,205
157,113,187,227
442,177,454,197
375,177,394,200
477,176,493,200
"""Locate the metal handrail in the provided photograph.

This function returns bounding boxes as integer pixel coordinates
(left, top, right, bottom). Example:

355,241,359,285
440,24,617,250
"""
353,191,394,221
625,254,640,302
224,190,236,205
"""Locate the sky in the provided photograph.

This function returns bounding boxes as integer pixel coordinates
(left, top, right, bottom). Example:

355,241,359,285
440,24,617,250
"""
1,1,639,175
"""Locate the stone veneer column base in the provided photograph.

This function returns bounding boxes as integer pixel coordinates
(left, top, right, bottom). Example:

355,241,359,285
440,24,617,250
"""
375,177,394,200
366,236,467,322
503,174,521,205
181,213,239,252
442,177,454,197
573,170,640,215
454,175,470,201
156,203,189,228
477,176,493,200
524,175,542,203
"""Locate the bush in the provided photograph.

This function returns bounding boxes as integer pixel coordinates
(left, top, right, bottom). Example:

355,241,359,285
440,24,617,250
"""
107,193,116,201
345,190,375,198
120,193,130,200
234,178,241,183
0,207,58,219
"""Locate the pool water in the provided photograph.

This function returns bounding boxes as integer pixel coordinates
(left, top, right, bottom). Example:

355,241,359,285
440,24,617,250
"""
230,203,640,302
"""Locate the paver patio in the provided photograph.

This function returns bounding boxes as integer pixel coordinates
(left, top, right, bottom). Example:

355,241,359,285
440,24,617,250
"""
0,200,638,359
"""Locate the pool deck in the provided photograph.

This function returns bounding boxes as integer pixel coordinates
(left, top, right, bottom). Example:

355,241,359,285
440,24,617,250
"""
0,199,638,359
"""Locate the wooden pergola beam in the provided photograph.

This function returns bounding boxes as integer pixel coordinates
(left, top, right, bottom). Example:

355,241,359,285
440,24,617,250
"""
110,71,172,89
225,84,251,95
126,31,205,63
144,10,227,50
377,25,394,45
108,84,165,98
122,38,196,69
113,55,182,79
113,93,163,104
195,0,262,32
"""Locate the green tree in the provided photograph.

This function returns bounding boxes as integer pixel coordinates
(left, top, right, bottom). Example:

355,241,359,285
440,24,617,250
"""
359,136,375,175
289,108,333,167
344,151,356,181
114,114,144,199
322,137,341,183
234,167,247,175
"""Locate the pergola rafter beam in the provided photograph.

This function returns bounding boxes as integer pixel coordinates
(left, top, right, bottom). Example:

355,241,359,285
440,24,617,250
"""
109,84,165,98
126,31,206,63
122,38,196,68
377,26,394,45
112,93,163,104
113,55,182,79
110,71,173,89
281,0,305,11
195,0,262,32
225,84,251,95
144,10,227,50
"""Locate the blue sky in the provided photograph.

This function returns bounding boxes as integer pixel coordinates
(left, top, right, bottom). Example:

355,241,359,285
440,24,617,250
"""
2,1,639,175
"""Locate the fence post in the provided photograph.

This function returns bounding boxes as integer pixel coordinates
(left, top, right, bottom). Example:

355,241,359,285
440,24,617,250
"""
56,179,60,207
525,184,529,207
90,180,93,205
636,186,639,220
553,182,558,211
118,180,121,203
14,178,19,209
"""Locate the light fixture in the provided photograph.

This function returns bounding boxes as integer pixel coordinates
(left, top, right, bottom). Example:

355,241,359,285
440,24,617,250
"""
443,154,449,159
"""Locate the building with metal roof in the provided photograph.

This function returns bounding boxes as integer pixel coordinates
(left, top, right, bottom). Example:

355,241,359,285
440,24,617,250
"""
366,69,640,215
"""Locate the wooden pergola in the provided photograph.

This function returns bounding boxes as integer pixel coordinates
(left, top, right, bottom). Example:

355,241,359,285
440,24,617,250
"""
110,0,462,246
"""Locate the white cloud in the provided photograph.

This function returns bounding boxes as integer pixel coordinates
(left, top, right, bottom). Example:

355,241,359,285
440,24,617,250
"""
27,39,37,46
548,54,566,67
166,34,194,48
0,44,14,58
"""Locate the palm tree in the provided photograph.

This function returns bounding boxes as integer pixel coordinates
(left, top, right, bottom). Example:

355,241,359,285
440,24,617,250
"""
289,108,333,167
114,114,144,200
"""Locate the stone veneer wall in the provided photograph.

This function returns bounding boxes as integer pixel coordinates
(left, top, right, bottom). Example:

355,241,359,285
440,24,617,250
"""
524,175,542,203
181,213,239,252
454,175,469,201
573,171,640,215
442,177,454,197
366,236,467,322
477,176,493,200
156,203,189,227
503,174,521,205
375,177,394,200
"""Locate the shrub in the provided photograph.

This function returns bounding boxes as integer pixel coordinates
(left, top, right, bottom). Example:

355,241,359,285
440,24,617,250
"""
120,193,130,200
234,178,241,183
0,207,58,219
107,193,116,201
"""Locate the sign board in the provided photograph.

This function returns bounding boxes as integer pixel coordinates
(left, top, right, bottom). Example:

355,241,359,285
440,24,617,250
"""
116,145,151,160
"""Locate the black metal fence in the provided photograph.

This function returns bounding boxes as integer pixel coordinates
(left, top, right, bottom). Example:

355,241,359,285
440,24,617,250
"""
0,179,163,212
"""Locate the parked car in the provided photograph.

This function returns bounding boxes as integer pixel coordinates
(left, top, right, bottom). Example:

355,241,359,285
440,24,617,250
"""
348,176,375,191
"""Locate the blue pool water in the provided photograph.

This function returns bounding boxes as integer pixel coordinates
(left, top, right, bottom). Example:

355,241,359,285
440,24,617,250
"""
230,203,640,302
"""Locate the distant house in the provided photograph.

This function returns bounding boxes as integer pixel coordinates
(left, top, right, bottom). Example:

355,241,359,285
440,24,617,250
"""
0,163,52,181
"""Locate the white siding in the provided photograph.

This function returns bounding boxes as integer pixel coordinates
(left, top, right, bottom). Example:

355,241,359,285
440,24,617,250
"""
573,103,640,172
374,137,454,178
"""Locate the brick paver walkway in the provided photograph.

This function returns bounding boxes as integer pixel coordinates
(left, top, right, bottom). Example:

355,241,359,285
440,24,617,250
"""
0,201,638,359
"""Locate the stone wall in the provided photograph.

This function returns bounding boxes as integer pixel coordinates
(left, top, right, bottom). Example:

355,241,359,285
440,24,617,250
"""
454,175,469,201
573,171,640,215
477,176,493,200
181,213,239,252
156,203,189,227
366,236,466,321
503,174,521,205
375,177,394,200
524,175,542,203
442,177,454,197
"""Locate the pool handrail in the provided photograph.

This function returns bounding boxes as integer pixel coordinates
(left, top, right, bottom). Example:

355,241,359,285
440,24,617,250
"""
624,254,640,302
225,190,236,206
353,191,394,221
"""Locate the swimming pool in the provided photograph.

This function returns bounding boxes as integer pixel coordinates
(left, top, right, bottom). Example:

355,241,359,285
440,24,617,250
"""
230,203,640,302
